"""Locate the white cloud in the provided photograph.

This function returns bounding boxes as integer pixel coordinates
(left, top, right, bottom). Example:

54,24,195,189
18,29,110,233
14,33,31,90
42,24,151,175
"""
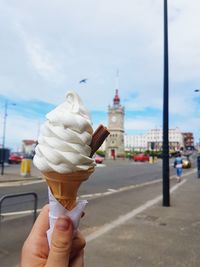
0,0,200,147
125,117,160,132
1,114,41,151
15,23,67,85
169,2,200,83
25,40,63,82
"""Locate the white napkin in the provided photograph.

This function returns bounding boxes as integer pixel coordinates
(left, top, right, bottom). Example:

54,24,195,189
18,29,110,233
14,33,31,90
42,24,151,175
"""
47,187,88,246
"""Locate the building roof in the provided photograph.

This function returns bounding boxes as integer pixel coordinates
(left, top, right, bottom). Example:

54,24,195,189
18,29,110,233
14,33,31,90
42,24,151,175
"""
113,89,120,105
22,140,37,145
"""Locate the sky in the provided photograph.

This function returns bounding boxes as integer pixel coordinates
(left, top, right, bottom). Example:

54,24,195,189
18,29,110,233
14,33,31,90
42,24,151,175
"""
0,0,200,151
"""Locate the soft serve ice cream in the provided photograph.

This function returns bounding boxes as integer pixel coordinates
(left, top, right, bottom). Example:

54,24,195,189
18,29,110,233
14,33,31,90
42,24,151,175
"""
33,91,96,246
33,91,95,173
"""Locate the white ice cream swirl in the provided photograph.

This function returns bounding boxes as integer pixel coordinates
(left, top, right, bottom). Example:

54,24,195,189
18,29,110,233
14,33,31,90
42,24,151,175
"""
33,91,95,173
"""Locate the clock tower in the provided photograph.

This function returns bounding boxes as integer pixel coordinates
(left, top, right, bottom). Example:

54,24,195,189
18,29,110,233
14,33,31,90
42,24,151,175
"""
106,89,125,159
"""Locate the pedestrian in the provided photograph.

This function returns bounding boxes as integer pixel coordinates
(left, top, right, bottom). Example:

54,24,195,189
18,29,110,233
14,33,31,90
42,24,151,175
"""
21,205,85,267
174,152,183,182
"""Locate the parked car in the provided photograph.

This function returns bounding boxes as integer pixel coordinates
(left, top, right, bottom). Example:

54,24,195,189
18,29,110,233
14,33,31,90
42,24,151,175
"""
9,153,24,164
182,156,191,169
94,155,104,164
133,153,150,162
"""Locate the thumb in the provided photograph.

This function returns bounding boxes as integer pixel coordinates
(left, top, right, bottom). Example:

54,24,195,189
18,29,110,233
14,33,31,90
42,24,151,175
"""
46,216,73,267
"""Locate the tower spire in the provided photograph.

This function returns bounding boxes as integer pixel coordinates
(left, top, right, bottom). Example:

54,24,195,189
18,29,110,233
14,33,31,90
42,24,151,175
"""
113,69,120,107
113,88,120,107
115,68,119,90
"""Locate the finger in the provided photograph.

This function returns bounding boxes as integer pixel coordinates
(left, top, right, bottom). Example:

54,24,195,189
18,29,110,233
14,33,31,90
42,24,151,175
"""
70,250,84,267
29,204,49,238
46,216,73,267
21,205,49,265
70,230,86,260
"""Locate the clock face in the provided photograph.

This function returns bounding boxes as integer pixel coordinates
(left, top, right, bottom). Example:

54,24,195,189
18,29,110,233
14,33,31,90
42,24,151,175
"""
111,116,116,122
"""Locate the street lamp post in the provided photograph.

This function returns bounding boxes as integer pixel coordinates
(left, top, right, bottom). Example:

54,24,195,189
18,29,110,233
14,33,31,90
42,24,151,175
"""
1,100,16,175
162,0,170,207
1,100,8,175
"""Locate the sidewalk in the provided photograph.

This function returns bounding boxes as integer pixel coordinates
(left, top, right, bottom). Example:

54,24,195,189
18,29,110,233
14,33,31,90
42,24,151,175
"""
0,163,42,183
85,172,200,267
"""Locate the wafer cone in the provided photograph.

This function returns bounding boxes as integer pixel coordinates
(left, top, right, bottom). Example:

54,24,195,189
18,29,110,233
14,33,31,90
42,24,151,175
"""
43,168,94,210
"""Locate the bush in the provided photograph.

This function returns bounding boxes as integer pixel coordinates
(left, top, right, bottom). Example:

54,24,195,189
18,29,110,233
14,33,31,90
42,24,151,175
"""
96,150,105,157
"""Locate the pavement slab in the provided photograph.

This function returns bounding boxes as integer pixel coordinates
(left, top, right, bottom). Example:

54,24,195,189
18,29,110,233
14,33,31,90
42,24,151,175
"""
85,176,200,267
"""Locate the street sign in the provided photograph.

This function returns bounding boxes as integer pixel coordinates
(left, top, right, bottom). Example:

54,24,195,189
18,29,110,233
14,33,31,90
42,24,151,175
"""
0,148,10,163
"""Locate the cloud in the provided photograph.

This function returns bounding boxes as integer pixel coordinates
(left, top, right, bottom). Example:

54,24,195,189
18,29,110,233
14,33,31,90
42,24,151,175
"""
1,114,40,151
125,116,160,133
24,39,64,83
0,0,200,147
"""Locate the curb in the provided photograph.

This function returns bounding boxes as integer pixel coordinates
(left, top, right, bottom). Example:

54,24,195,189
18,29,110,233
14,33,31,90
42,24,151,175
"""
0,176,43,183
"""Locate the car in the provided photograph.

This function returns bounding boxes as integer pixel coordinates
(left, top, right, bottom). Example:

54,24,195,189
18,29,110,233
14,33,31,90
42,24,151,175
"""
133,153,150,162
9,153,24,164
182,156,191,168
94,155,104,164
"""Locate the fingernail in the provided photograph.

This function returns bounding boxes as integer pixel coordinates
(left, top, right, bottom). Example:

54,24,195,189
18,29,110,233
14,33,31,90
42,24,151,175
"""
56,217,71,231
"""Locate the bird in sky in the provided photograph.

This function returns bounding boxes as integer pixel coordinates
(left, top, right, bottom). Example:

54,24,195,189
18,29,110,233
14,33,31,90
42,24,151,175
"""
79,78,88,83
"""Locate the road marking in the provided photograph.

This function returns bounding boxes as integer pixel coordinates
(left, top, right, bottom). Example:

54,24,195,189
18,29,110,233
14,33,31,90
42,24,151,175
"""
1,170,195,218
107,188,117,192
1,209,42,217
0,178,169,218
86,179,187,242
80,169,195,199
80,179,163,199
0,179,44,187
96,164,106,167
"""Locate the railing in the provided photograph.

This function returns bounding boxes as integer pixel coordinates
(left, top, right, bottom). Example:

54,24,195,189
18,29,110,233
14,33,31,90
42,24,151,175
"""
0,192,38,224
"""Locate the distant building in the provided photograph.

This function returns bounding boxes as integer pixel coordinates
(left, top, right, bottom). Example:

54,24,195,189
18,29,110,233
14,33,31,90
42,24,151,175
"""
146,128,162,150
106,90,125,158
124,134,147,151
22,140,37,155
125,127,184,151
182,132,194,149
168,128,184,150
147,127,184,151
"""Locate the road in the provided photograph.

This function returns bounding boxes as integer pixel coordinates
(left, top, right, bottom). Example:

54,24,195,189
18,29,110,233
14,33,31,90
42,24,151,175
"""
0,159,177,213
0,158,195,267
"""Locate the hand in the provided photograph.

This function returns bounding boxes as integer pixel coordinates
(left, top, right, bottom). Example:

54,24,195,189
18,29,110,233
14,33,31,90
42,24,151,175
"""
21,205,85,267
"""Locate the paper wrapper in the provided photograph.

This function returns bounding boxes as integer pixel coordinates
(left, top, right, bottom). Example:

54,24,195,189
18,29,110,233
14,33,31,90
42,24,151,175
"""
43,168,94,245
47,188,88,245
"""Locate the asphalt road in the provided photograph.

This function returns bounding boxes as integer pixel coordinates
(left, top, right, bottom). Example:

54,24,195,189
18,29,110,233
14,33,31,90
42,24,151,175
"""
0,159,178,213
0,158,195,267
0,156,195,217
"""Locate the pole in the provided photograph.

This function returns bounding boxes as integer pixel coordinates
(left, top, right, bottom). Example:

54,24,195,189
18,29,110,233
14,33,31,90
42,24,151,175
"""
162,0,170,206
1,101,8,175
1,100,8,175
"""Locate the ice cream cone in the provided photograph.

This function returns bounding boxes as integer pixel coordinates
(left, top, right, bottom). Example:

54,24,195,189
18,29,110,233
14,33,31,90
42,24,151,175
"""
43,168,94,210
